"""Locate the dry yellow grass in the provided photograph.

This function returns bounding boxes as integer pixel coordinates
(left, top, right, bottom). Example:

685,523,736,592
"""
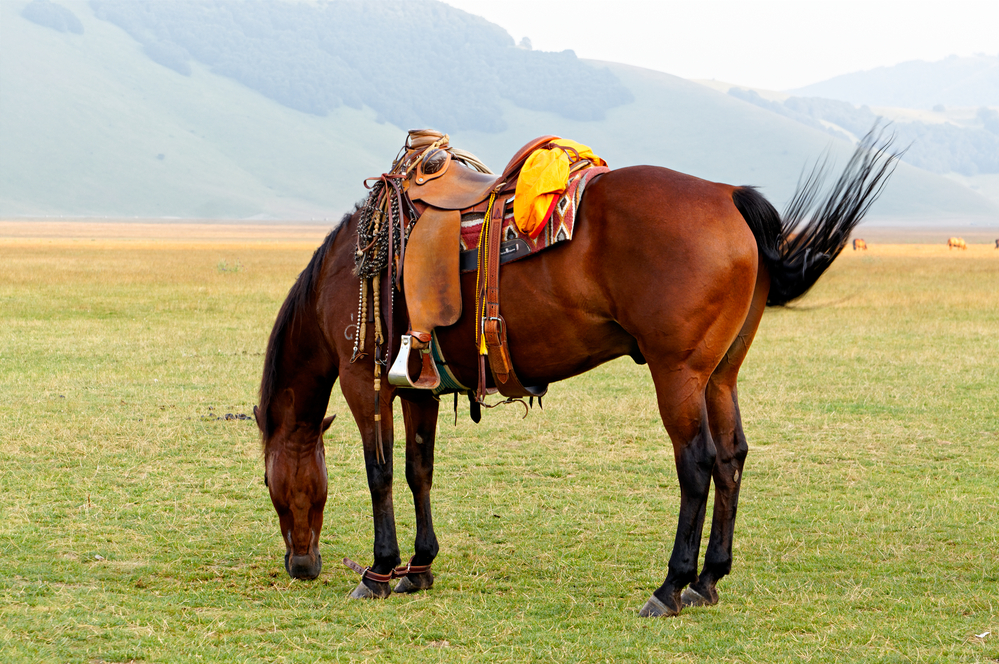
840,243,998,258
0,220,331,242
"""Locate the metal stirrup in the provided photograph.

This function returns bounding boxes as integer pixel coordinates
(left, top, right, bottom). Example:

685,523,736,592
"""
387,334,441,389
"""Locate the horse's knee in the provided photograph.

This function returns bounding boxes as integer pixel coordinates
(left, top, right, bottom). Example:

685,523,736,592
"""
366,463,394,500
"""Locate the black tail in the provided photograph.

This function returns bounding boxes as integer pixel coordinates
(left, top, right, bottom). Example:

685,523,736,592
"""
734,127,900,306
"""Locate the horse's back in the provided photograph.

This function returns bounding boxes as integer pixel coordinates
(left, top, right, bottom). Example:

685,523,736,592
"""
481,165,762,384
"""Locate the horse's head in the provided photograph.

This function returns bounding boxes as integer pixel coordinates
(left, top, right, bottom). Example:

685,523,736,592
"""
255,389,335,580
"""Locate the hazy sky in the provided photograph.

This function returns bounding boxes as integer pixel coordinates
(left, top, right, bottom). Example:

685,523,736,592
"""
442,0,999,91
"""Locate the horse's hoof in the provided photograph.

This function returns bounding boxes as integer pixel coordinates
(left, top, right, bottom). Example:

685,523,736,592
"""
681,586,717,607
639,594,680,618
348,580,391,599
393,571,434,593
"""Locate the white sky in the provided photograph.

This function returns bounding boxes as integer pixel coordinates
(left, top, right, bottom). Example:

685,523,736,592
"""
442,0,999,91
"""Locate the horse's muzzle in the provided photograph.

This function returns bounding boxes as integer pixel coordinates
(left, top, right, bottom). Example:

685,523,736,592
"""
285,550,322,579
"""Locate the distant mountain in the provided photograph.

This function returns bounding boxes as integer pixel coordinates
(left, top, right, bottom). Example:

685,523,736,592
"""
728,89,999,176
2,0,997,222
789,54,999,109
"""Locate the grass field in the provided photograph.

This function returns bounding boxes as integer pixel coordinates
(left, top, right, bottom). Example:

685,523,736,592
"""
1,223,997,663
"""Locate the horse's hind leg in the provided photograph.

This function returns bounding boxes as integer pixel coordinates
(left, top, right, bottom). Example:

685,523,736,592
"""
639,364,717,617
684,270,769,608
394,393,441,593
637,270,761,616
680,376,746,608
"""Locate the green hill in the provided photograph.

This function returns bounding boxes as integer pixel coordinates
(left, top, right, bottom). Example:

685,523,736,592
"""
1,0,406,219
450,63,999,222
2,0,997,223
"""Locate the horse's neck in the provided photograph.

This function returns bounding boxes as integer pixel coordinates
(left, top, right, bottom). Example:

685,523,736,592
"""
279,322,335,433
278,263,340,425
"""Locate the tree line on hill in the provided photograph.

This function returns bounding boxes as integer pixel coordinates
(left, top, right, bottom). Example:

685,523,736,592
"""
85,0,633,134
729,88,999,176
21,0,83,34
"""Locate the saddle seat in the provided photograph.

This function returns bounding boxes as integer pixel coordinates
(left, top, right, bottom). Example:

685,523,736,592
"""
407,135,559,211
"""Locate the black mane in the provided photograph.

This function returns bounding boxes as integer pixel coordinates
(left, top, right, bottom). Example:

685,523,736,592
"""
258,211,352,442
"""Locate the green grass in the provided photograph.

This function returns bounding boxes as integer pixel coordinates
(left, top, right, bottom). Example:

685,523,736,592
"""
1,237,997,662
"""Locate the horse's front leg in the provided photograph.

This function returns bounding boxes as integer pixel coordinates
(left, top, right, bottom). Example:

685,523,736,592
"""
393,393,441,593
341,367,400,599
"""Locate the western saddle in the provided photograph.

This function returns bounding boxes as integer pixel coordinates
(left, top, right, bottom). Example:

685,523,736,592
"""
355,130,592,408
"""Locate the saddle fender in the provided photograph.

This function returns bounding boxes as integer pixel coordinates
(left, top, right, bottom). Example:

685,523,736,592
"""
403,206,463,334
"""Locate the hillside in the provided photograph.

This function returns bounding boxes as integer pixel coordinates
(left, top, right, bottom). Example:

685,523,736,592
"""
2,0,997,222
86,0,633,132
453,64,998,222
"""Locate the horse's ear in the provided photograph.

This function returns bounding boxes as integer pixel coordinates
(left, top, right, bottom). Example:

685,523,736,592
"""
253,405,261,426
275,388,295,418
321,414,336,433
270,389,296,432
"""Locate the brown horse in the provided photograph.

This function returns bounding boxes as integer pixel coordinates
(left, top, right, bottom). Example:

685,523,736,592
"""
853,238,867,250
948,237,967,249
255,132,897,617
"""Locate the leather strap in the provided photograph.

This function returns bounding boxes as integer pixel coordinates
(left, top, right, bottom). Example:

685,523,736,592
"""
483,197,505,362
410,330,432,344
459,239,532,272
343,556,432,584
476,196,548,400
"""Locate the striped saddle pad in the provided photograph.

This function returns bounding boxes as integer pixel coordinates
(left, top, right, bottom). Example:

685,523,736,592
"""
457,166,609,272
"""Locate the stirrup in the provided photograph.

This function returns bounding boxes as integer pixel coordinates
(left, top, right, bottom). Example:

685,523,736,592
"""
388,334,441,389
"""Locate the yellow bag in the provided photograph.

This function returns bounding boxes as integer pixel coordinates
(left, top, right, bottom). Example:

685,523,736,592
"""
514,139,606,238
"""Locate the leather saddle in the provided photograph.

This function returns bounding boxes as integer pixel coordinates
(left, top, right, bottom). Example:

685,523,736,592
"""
387,134,562,399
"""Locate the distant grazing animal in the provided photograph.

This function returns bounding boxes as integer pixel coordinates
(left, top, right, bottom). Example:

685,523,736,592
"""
853,238,867,250
256,130,898,618
948,237,967,249
994,239,998,249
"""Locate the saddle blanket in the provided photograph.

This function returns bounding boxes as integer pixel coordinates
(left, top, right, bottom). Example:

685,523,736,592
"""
458,165,610,272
